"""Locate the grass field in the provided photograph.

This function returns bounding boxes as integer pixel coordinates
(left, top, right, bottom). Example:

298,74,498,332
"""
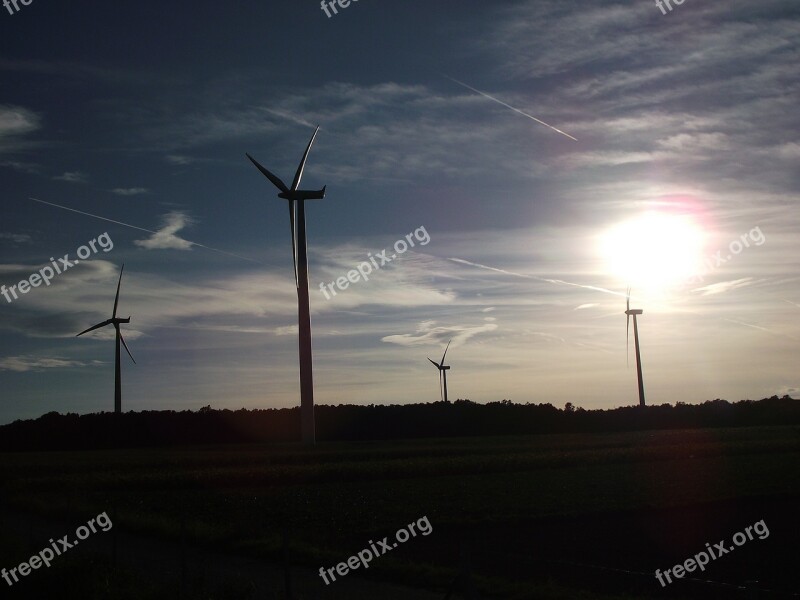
1,426,798,599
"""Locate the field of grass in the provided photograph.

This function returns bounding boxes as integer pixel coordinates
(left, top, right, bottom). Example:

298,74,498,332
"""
1,426,798,599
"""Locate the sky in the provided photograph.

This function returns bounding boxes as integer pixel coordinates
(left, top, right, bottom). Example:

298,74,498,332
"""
1,0,798,424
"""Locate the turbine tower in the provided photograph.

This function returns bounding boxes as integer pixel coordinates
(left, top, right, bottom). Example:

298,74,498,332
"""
77,264,135,414
428,340,452,402
246,127,326,445
625,287,646,407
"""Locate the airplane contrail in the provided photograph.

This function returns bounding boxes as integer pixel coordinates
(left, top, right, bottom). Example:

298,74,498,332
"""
447,257,622,298
723,317,798,341
445,76,578,142
448,257,799,343
28,197,262,264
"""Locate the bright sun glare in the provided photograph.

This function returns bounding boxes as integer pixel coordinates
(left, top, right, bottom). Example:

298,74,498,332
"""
600,212,706,293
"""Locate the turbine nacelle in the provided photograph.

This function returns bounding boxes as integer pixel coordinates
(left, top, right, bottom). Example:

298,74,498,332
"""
278,188,326,201
428,359,451,371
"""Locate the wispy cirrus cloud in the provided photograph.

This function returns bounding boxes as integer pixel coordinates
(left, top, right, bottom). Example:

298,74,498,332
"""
382,320,498,348
0,233,32,245
0,355,103,372
693,278,756,296
0,160,40,173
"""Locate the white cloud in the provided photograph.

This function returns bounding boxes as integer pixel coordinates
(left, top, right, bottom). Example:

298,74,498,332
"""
111,187,148,196
0,160,40,173
134,211,193,250
693,278,756,296
0,105,41,154
382,320,498,348
0,233,32,244
54,171,88,183
166,154,195,165
0,105,39,135
274,325,299,336
0,356,102,372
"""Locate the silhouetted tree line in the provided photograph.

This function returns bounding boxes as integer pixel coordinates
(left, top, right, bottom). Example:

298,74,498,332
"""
0,396,797,451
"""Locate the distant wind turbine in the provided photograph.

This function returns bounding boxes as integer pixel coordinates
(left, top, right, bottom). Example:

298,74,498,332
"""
428,340,452,402
625,287,646,407
77,264,135,414
246,127,326,445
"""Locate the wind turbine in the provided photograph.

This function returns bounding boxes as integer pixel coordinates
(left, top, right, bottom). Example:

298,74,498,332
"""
428,340,452,402
625,287,646,407
77,264,135,414
246,127,326,445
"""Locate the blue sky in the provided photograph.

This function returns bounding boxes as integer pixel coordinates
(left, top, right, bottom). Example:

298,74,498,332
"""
1,0,798,424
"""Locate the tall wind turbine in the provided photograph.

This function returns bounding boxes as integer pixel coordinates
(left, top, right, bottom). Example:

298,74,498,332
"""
625,287,646,407
428,340,452,402
77,264,135,414
246,127,326,444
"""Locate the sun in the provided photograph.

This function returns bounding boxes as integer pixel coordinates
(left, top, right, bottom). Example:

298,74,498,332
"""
599,212,706,293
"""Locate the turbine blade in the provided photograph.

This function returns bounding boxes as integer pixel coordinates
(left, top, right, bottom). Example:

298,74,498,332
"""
291,126,320,192
120,333,136,364
289,200,298,287
626,286,631,313
246,153,290,194
439,370,444,402
76,319,113,337
626,314,630,368
428,358,440,368
441,339,452,364
309,186,326,200
113,264,124,318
